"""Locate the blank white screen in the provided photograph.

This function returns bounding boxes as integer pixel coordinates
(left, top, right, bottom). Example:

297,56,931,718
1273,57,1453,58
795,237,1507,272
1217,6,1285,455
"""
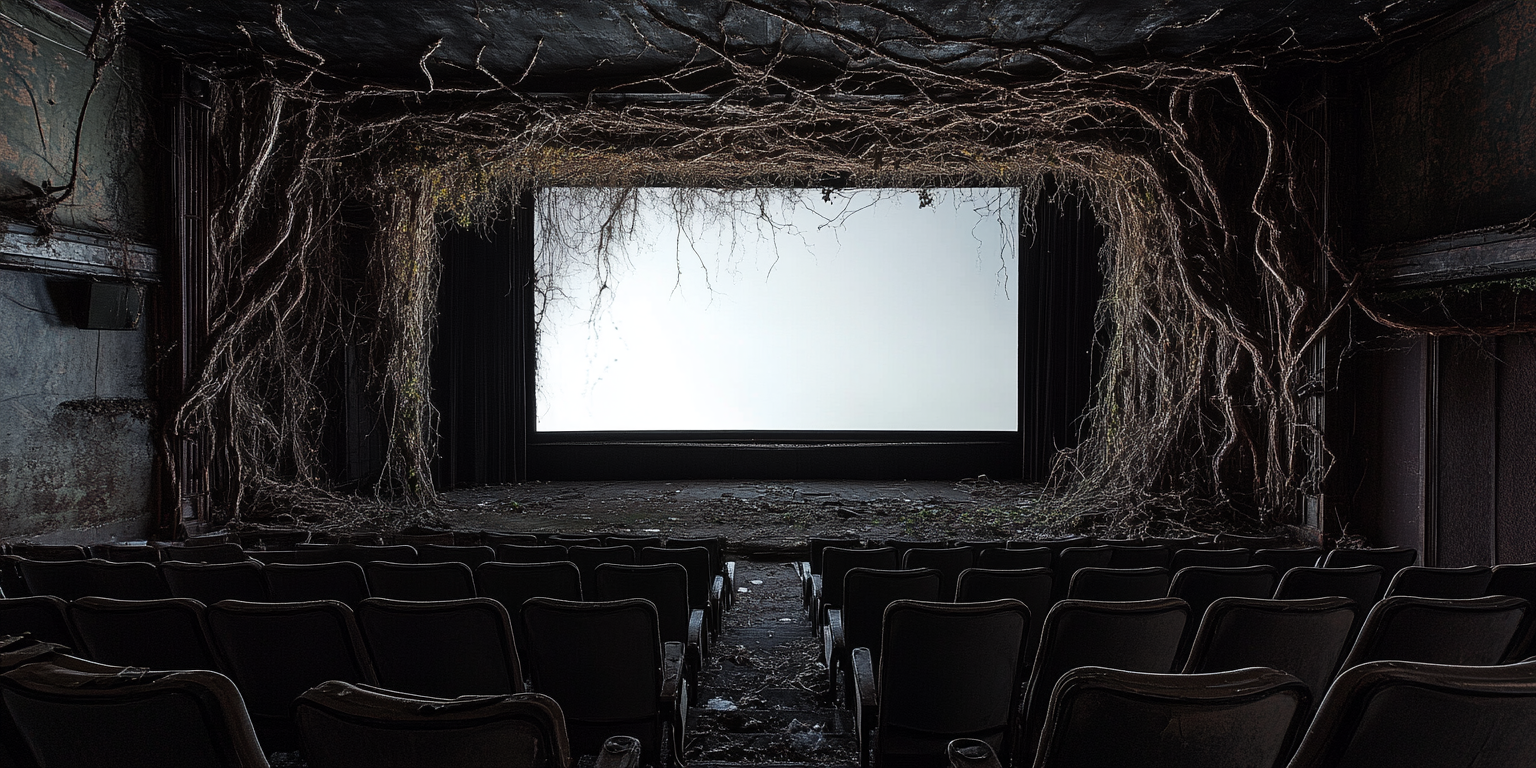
535,188,1019,431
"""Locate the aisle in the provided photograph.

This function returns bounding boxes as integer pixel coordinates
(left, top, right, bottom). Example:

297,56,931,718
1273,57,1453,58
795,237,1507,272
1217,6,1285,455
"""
684,560,858,767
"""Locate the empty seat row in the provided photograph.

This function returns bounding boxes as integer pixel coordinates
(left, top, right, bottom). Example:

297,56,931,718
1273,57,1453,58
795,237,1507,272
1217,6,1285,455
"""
0,594,686,764
0,634,656,767
844,591,1535,768
948,657,1536,768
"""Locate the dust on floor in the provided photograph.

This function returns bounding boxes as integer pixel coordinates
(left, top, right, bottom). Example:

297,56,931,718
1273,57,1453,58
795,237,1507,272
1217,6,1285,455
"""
438,477,1058,554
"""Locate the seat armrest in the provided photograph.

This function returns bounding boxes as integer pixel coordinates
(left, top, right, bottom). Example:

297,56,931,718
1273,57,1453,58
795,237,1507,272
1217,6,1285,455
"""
946,738,1002,768
710,575,725,637
595,736,642,768
661,641,686,703
808,574,824,627
722,560,736,608
798,561,812,607
660,641,688,767
825,609,845,657
688,608,707,659
852,647,879,768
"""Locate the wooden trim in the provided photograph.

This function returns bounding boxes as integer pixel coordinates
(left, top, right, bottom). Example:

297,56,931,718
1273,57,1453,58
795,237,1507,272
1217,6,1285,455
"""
1365,228,1536,290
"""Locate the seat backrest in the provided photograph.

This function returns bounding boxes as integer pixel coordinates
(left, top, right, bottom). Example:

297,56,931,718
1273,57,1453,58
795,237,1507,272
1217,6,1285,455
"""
593,563,692,644
295,544,359,564
1214,534,1289,550
1169,548,1252,571
0,661,269,768
86,559,173,600
1385,565,1494,599
546,536,602,548
520,597,664,760
205,600,376,753
16,559,97,601
1322,547,1418,598
1018,598,1191,764
875,600,1030,766
481,532,540,546
69,596,222,671
264,561,371,607
1274,564,1384,606
1068,566,1171,602
809,538,862,574
356,598,523,698
840,568,942,664
1183,596,1358,705
1143,535,1215,550
1251,547,1323,573
352,545,419,564
413,544,497,568
1286,659,1536,768
9,545,88,562
1052,546,1113,599
294,681,567,768
957,540,1006,557
664,536,725,573
248,550,302,565
1032,666,1309,768
820,547,899,611
364,561,477,601
978,546,1052,570
956,567,1052,660
900,547,972,599
1106,544,1171,569
882,539,948,564
604,536,663,557
0,595,77,648
1488,563,1536,603
638,546,712,608
496,544,569,563
1489,564,1536,658
1340,595,1534,669
1168,565,1279,623
474,561,583,666
161,543,249,564
162,561,269,603
804,537,866,574
91,544,160,563
566,545,637,594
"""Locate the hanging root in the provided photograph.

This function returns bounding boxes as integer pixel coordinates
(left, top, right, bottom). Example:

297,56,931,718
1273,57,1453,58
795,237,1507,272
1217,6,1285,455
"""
138,1,1458,533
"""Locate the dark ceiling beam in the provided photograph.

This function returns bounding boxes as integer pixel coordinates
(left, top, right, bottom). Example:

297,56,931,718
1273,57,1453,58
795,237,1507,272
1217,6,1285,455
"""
1366,227,1536,289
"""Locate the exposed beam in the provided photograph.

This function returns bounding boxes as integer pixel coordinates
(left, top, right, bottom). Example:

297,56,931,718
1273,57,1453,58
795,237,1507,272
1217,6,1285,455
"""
0,221,160,282
1365,227,1536,290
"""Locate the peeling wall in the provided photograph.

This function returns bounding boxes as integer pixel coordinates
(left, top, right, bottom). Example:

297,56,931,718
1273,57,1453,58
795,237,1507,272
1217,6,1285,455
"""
0,0,156,238
0,0,160,542
0,269,154,542
1355,0,1536,247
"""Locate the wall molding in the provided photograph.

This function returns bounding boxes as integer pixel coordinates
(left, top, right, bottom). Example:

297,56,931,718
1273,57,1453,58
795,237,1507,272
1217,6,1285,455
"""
0,221,159,282
1365,227,1536,290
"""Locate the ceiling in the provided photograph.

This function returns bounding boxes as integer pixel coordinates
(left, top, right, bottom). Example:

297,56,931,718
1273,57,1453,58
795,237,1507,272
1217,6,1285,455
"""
59,0,1473,94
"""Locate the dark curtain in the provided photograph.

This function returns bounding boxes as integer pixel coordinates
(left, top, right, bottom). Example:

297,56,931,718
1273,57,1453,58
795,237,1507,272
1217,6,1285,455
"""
1019,181,1105,480
430,193,534,488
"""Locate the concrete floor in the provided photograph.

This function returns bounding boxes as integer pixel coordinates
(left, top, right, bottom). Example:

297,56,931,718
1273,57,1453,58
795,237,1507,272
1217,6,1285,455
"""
437,478,1050,555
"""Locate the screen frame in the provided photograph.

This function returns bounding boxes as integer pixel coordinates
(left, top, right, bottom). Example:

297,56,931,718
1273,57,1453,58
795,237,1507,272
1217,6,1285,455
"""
524,185,1025,480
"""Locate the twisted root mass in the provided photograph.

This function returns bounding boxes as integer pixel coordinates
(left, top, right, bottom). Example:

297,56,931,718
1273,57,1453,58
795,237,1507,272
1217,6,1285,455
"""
15,1,1467,534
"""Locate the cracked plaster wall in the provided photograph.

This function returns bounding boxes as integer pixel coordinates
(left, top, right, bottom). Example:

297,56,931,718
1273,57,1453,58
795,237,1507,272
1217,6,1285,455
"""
0,0,159,543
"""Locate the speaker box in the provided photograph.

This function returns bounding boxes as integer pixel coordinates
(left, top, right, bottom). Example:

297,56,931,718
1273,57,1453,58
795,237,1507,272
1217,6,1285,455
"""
80,281,144,330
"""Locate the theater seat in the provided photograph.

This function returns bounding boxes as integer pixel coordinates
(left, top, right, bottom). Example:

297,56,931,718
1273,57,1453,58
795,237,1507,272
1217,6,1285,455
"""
1031,666,1310,768
0,660,268,767
294,681,570,768
1285,659,1536,768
